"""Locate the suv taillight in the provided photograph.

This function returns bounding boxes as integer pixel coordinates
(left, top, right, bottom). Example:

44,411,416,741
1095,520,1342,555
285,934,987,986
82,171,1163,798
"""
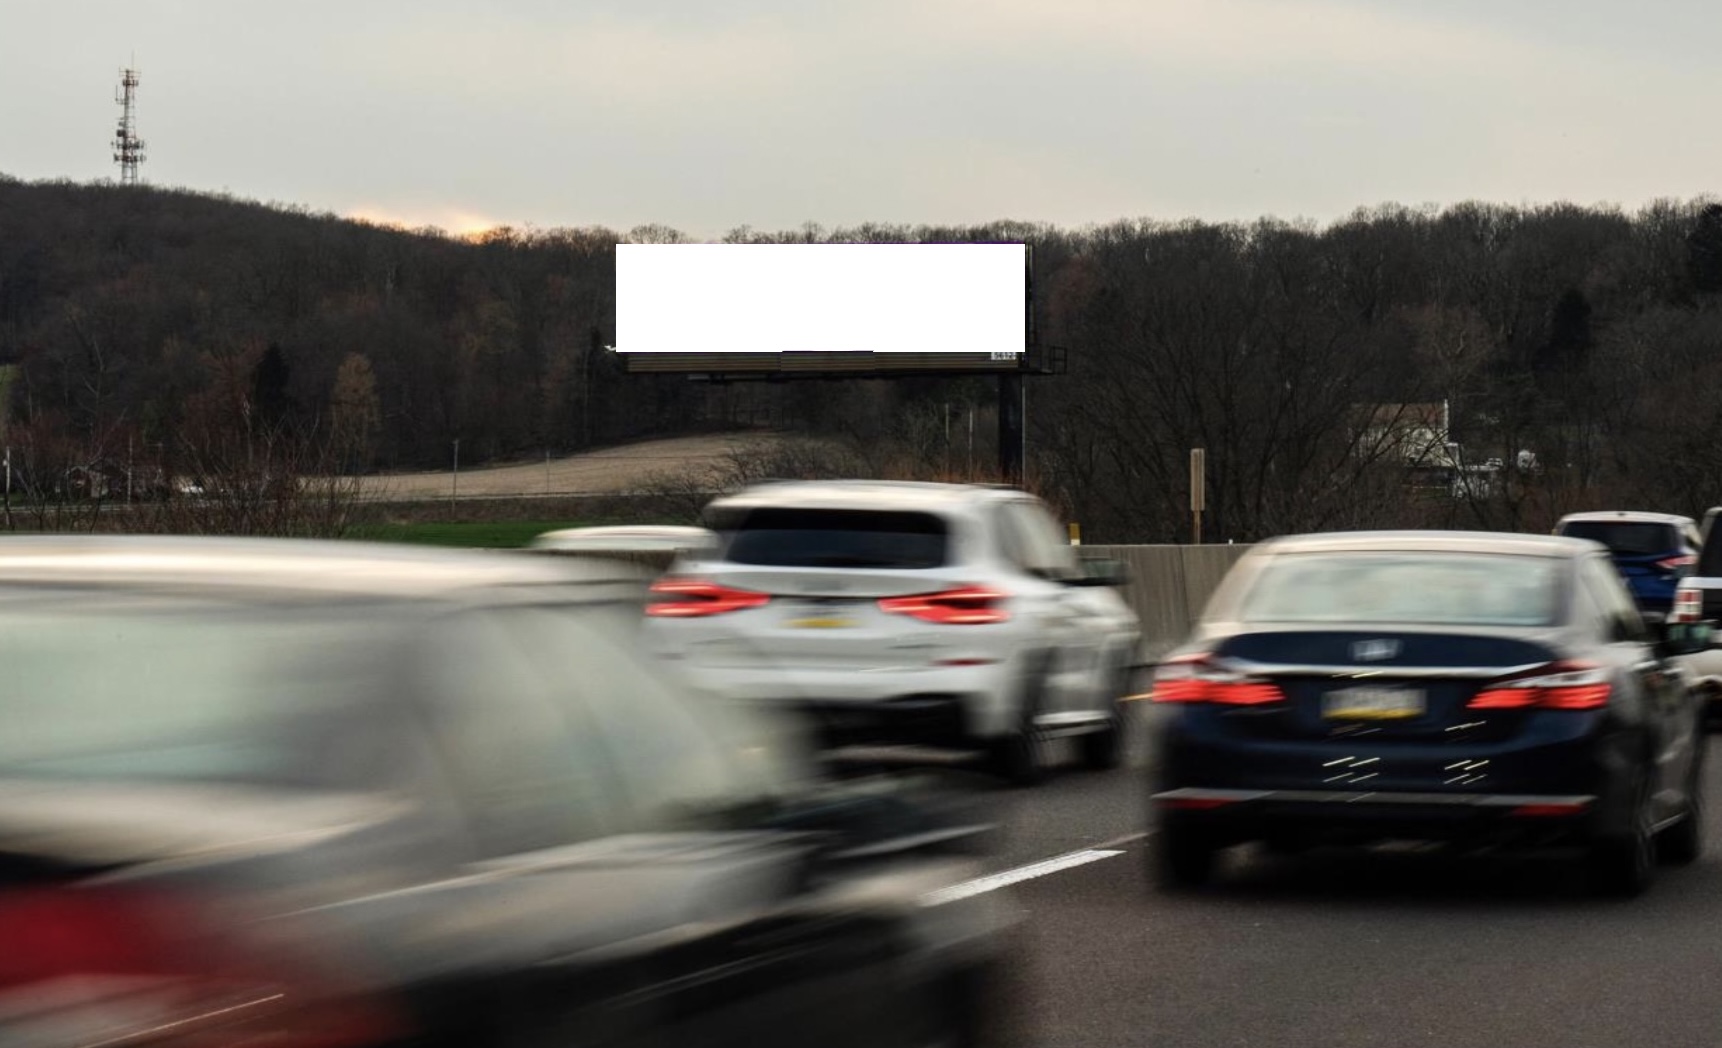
646,578,772,617
1150,653,1286,705
1467,660,1611,710
877,585,1009,625
1672,584,1703,624
1657,553,1696,573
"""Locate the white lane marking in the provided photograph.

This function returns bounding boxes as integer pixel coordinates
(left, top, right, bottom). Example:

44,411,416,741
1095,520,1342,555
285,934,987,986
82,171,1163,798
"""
921,847,1126,906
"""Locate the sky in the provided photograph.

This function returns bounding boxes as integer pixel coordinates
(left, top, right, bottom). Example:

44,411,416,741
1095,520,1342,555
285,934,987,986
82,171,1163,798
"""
5,0,1722,239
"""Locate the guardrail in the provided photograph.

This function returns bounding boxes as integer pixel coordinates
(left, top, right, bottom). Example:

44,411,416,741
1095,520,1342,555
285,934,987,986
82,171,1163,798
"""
1083,544,1254,660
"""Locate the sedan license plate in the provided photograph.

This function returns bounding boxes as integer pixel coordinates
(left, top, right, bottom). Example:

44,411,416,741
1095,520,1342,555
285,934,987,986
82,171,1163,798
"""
1324,686,1425,721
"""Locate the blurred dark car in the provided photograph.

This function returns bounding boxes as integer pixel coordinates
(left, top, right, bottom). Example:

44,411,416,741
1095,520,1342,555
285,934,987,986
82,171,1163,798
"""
1553,511,1701,622
0,537,1014,1048
1673,505,1722,727
1148,531,1712,897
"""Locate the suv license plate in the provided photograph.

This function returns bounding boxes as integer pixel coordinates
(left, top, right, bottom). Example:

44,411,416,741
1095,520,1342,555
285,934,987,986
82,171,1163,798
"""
786,614,857,629
1324,687,1425,721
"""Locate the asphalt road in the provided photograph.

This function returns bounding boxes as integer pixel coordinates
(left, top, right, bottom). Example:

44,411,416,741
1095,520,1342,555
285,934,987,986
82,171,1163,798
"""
969,708,1722,1048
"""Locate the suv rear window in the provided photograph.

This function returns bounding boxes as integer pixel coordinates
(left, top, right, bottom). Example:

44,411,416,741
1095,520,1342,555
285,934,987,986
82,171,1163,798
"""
712,508,948,569
1558,521,1680,557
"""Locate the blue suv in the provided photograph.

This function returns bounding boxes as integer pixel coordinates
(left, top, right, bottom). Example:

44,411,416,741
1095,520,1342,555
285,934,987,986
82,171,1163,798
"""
1554,511,1702,622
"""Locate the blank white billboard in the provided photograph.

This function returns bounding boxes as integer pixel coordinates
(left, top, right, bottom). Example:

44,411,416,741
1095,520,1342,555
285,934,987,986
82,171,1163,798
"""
615,243,1026,354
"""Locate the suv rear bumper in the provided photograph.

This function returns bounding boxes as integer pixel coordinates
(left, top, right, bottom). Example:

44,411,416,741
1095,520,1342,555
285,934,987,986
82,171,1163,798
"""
800,696,975,749
676,661,1025,737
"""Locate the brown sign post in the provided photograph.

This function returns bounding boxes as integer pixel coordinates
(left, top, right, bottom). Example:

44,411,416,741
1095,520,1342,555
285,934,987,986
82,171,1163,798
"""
1190,447,1206,545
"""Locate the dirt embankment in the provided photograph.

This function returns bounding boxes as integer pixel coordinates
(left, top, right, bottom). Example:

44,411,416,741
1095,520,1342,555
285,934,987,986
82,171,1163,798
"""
352,433,785,500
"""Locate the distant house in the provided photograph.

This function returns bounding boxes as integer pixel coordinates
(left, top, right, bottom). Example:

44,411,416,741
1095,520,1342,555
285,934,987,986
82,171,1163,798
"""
1356,401,1455,468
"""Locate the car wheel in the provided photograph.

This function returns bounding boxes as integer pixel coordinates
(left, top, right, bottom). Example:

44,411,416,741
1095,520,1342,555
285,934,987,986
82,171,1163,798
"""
1588,776,1656,898
1658,743,1705,866
992,653,1053,787
1151,824,1219,891
993,714,1051,787
1077,660,1131,771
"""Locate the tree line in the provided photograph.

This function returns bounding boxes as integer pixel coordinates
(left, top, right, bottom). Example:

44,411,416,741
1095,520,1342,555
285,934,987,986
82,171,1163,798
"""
2,174,1720,541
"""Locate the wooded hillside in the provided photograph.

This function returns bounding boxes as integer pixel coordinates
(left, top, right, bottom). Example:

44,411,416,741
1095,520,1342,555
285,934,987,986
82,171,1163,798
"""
3,175,1720,541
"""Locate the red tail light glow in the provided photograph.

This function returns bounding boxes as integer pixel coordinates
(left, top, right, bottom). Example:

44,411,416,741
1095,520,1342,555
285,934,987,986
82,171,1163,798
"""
1151,653,1287,706
877,585,1010,625
1672,585,1703,624
0,886,401,1047
1511,802,1591,817
1468,660,1612,711
1657,554,1696,573
646,578,772,617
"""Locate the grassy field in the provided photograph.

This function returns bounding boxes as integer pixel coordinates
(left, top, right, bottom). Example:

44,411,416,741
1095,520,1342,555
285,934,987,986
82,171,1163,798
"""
343,520,592,548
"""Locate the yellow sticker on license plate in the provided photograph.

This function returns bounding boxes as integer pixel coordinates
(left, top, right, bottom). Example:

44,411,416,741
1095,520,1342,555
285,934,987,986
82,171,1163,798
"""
1324,687,1425,720
787,616,857,629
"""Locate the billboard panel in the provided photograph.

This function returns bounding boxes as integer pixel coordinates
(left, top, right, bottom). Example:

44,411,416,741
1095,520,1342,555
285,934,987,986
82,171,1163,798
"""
615,243,1026,357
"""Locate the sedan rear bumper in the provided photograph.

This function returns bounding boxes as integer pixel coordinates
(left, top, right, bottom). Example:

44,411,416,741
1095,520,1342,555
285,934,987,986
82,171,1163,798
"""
1152,787,1604,849
1153,787,1597,809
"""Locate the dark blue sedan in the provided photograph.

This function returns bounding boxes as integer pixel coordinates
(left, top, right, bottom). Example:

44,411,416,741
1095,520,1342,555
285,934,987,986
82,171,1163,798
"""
1148,531,1713,897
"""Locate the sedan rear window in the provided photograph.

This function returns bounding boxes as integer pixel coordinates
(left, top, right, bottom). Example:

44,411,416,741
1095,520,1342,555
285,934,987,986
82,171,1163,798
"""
713,508,948,569
1558,521,1680,557
1237,552,1563,627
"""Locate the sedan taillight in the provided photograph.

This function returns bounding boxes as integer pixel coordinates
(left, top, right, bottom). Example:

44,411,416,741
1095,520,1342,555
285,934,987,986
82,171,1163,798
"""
1672,584,1703,624
877,585,1010,625
1151,653,1286,705
1467,660,1611,711
646,578,772,617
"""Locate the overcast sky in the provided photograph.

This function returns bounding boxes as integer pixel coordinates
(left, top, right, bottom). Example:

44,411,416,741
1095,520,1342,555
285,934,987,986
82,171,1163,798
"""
5,0,1721,238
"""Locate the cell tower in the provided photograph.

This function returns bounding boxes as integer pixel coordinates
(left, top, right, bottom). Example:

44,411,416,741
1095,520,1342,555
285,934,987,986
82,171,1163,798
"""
112,66,146,185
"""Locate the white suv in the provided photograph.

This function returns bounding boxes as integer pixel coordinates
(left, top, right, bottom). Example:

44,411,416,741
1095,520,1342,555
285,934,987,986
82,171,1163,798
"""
642,480,1144,784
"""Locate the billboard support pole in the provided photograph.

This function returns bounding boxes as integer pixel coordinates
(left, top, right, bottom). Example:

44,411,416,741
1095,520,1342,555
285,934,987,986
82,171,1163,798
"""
998,371,1024,486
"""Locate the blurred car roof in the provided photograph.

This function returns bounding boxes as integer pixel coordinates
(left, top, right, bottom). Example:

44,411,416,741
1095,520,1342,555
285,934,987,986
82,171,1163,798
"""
1254,530,1597,558
530,524,715,553
0,534,643,599
707,479,1023,513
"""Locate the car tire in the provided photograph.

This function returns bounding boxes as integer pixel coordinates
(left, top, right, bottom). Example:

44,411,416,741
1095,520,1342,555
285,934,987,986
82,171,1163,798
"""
1077,660,1132,771
1152,824,1219,891
1658,742,1705,866
1588,776,1656,898
992,652,1053,787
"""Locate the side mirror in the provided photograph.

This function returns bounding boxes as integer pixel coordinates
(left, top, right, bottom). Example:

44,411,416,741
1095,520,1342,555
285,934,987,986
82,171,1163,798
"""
1071,557,1130,589
1660,620,1717,657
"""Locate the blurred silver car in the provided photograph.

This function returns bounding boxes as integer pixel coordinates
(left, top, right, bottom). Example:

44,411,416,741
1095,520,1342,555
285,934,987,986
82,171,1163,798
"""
642,481,1144,784
0,536,1014,1048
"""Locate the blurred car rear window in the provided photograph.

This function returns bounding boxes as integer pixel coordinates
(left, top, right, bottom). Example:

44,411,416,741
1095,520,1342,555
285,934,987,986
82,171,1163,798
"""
1558,521,1679,557
1238,552,1563,627
714,508,949,569
0,598,403,787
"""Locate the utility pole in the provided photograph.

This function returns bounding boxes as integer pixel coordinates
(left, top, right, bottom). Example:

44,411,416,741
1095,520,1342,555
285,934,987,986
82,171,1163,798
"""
450,438,460,509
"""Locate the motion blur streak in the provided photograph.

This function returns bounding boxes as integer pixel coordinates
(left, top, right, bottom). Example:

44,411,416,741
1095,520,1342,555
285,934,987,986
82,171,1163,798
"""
0,537,1015,1048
